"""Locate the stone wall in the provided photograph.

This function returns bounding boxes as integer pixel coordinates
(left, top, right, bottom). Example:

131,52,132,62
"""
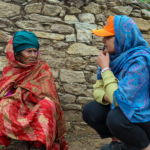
0,0,150,133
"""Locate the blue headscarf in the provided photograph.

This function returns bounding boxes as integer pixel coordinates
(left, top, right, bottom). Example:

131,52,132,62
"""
98,15,150,123
13,31,39,53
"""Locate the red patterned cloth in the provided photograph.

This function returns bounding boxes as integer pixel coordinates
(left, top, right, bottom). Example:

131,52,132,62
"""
0,37,68,150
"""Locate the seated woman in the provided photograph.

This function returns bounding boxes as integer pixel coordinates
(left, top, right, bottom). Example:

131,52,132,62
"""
0,31,68,150
83,15,150,150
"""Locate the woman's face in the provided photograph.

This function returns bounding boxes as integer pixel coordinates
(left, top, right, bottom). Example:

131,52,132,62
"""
102,36,115,54
16,48,38,64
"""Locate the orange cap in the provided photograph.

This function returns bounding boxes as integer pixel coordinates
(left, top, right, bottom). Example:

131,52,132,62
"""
92,16,115,37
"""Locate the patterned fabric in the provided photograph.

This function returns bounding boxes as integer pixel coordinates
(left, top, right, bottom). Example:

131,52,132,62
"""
0,37,68,149
13,31,39,53
98,15,150,123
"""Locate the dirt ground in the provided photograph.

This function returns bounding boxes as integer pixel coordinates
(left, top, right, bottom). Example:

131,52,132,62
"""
0,128,111,150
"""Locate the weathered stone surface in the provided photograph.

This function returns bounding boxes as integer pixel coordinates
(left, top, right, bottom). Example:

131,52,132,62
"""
0,57,8,71
106,2,117,7
130,9,141,17
90,57,97,63
83,89,93,98
51,24,74,34
24,3,42,14
141,9,150,19
104,10,116,18
96,14,106,22
12,0,26,2
76,97,94,105
131,17,150,31
29,14,63,23
64,111,82,122
60,94,76,104
110,6,133,15
28,0,38,3
63,104,82,111
64,15,79,24
67,7,82,14
75,22,97,44
42,4,62,17
85,65,97,72
131,0,150,10
39,46,53,55
48,50,66,58
60,69,85,83
92,34,103,49
0,2,21,18
66,34,76,42
95,0,105,5
83,2,101,14
44,0,60,4
33,31,65,40
66,122,71,131
51,68,59,78
53,42,69,49
41,56,64,69
65,57,87,71
38,39,52,46
89,74,97,83
67,43,99,56
59,9,66,17
78,13,95,24
64,83,87,95
16,21,44,30
0,31,11,43
66,0,84,8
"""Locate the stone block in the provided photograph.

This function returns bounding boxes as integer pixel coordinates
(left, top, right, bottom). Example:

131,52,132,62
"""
67,7,81,14
0,2,21,18
65,34,76,42
67,43,99,56
60,94,76,104
33,31,65,40
83,89,93,98
64,15,79,24
83,2,101,14
16,21,44,30
51,24,74,34
65,57,87,71
64,111,82,122
78,13,95,24
24,3,42,14
60,69,85,83
29,14,63,23
43,0,60,4
110,6,133,16
62,104,82,111
0,31,11,43
76,97,94,105
141,9,150,20
85,65,97,72
0,57,8,71
42,4,62,17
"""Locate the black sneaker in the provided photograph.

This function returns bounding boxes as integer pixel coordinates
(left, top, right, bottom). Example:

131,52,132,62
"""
100,141,127,150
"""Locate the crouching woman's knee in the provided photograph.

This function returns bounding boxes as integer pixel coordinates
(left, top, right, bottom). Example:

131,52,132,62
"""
106,108,123,134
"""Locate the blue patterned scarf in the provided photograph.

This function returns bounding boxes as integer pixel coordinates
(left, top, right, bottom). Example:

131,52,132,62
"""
98,15,150,123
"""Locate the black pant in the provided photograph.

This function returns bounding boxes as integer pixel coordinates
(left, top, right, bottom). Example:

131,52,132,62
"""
82,101,150,149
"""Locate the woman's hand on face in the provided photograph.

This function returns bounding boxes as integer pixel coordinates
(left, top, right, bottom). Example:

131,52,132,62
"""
96,50,110,70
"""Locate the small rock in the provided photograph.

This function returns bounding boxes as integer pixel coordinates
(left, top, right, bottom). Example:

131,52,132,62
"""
76,97,94,105
141,9,150,19
67,7,82,14
83,89,93,98
96,14,106,22
59,9,66,17
85,65,97,72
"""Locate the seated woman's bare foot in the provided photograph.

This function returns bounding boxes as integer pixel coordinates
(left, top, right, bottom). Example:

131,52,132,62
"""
30,144,46,150
16,141,30,150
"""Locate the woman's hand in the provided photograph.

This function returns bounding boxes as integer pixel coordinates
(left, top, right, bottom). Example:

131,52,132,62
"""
97,50,110,69
103,94,112,104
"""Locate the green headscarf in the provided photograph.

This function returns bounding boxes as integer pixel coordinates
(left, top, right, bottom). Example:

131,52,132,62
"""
13,30,39,53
